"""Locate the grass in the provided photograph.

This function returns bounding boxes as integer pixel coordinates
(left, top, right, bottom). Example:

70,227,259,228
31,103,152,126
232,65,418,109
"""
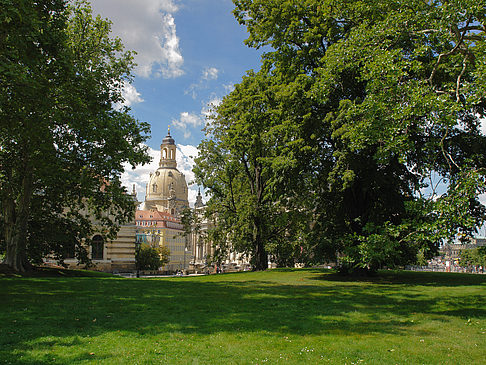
0,269,485,364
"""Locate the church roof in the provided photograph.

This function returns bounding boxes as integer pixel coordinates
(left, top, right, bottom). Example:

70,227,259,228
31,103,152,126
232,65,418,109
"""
162,128,175,145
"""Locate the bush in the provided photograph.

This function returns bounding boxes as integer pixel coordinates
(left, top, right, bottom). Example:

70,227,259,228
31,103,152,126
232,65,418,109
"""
135,244,170,271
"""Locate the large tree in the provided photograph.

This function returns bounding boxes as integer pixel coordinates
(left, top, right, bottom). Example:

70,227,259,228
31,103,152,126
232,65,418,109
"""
0,0,150,272
220,0,486,271
194,71,309,270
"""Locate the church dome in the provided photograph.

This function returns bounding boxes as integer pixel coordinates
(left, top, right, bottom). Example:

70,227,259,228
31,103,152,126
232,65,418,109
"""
146,167,188,203
143,127,189,215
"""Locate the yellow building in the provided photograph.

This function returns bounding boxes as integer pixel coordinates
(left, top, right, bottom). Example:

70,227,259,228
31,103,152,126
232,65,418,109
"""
135,209,191,272
45,187,139,272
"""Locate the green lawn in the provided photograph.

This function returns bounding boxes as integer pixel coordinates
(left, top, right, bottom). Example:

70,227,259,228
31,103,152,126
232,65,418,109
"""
1,269,485,364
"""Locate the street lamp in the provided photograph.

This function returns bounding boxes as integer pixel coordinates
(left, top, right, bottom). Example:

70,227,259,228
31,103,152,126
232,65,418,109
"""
135,236,141,278
183,246,188,274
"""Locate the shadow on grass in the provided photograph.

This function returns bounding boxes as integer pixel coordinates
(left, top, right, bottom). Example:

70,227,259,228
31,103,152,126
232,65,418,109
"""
314,269,486,287
1,269,485,363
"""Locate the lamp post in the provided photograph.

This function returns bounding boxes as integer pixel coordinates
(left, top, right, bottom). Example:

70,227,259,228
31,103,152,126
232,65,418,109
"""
183,246,188,274
135,237,141,278
142,230,156,277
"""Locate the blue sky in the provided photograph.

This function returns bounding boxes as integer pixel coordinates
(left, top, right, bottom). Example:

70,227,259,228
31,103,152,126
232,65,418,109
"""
89,0,264,204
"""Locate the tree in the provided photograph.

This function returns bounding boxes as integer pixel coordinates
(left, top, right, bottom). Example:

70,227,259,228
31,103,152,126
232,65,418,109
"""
228,0,486,272
0,0,150,272
135,243,170,271
194,71,307,270
459,246,486,270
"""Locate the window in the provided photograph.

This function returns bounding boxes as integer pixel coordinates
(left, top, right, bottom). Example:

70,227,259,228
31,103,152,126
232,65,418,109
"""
92,235,104,260
152,184,157,193
64,242,75,259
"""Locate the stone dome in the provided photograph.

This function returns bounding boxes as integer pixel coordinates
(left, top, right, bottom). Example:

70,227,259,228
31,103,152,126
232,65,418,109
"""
146,168,188,202
143,128,189,215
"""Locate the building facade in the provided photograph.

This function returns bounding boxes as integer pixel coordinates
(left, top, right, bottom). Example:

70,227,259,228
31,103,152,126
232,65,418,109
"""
188,189,251,272
45,187,139,272
135,209,192,272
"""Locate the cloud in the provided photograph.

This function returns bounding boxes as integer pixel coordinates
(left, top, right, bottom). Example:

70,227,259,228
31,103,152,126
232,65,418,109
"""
121,82,144,106
171,97,222,138
223,83,235,93
185,66,220,99
89,0,183,79
121,144,201,207
171,112,205,138
202,67,219,81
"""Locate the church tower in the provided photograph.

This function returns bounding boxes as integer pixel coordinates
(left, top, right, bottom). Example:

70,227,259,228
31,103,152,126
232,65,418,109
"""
144,127,189,215
159,127,177,168
194,188,204,209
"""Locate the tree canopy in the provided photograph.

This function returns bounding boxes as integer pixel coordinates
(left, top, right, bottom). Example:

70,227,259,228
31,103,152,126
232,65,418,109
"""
0,0,150,271
195,0,486,271
194,71,309,269
135,243,170,272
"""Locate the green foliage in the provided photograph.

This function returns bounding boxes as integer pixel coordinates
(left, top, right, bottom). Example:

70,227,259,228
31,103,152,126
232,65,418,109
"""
135,243,170,271
228,0,486,273
460,246,486,268
194,71,309,270
0,0,150,271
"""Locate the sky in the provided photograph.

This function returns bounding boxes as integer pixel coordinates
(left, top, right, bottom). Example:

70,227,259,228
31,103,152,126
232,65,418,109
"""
88,0,264,206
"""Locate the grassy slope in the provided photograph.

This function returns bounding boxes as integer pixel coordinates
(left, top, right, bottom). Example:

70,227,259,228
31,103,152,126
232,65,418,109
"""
0,269,485,364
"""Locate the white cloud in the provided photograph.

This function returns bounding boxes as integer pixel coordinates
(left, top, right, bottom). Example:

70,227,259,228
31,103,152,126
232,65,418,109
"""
171,97,222,138
121,82,144,106
89,0,183,79
202,67,219,81
171,112,204,138
177,144,199,184
121,143,201,207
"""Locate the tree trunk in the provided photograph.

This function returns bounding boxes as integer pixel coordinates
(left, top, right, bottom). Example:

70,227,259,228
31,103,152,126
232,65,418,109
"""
2,165,34,272
252,217,267,271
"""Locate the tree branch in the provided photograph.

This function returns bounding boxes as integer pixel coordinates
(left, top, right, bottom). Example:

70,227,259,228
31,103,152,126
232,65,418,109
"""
456,53,469,103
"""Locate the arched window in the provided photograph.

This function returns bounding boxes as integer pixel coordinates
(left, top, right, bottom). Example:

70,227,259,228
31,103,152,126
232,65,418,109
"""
152,183,157,193
92,235,104,260
64,242,75,259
